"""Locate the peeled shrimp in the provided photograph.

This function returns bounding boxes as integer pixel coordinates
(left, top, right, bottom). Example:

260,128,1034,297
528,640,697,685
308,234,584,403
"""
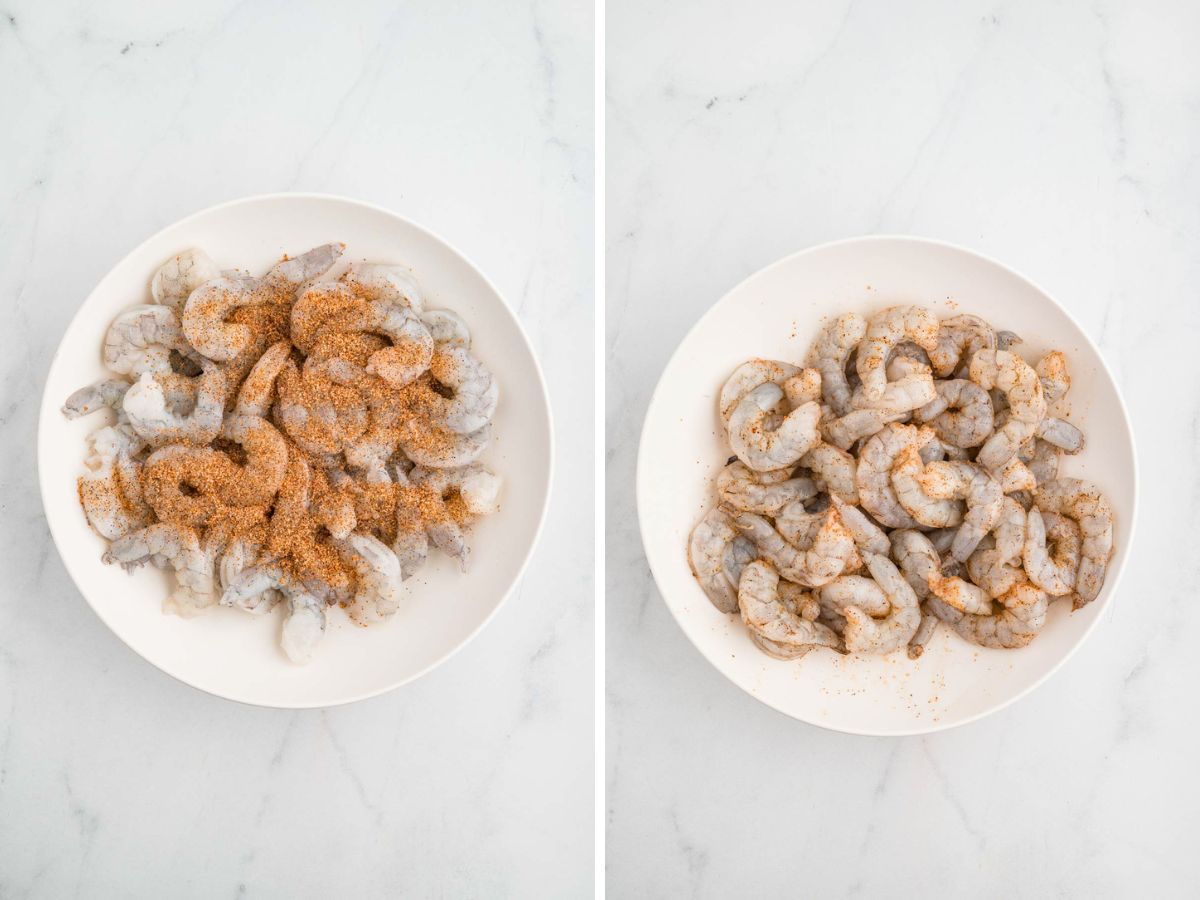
917,460,1003,562
103,523,217,617
410,464,503,518
731,509,853,588
1034,479,1113,606
218,415,289,506
841,552,921,655
400,422,491,469
809,314,866,416
800,442,858,503
927,571,991,615
688,507,749,613
280,590,327,664
1024,439,1061,486
1036,350,1071,404
822,408,906,451
966,536,1022,598
716,461,816,515
341,262,424,313
336,533,403,625
738,561,841,659
1037,417,1085,454
891,443,963,528
829,497,890,556
913,379,993,448
855,423,921,528
816,575,890,632
727,383,821,472
77,424,149,540
783,368,823,408
62,379,130,419
969,350,1046,471
856,306,939,400
929,314,996,377
123,364,227,447
421,309,470,346
150,248,221,313
103,305,191,377
234,340,292,417
929,579,1048,649
719,359,801,423
429,346,498,434
1023,509,1081,597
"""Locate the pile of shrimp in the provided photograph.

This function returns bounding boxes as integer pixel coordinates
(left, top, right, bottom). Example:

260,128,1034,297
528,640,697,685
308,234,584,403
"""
689,306,1114,659
63,244,501,664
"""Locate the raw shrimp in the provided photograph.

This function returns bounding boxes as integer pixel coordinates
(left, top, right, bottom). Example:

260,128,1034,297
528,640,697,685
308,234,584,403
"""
926,571,991,615
916,460,1002,562
234,340,291,417
140,445,239,528
180,274,265,361
966,537,1022,599
410,464,503,517
996,457,1037,494
688,508,749,613
1036,350,1071,403
341,262,424,313
774,501,861,574
856,306,939,400
62,379,130,419
929,314,996,377
727,383,821,472
265,242,344,288
840,552,921,655
809,314,866,416
823,408,906,451
1037,417,1085,454
993,497,1027,564
850,367,936,414
336,533,403,625
913,379,993,448
783,368,823,408
426,518,470,572
103,305,191,377
123,364,227,447
719,359,801,422
218,415,289,505
1034,478,1112,605
996,330,1023,351
855,423,921,528
891,443,964,528
1024,439,1060,486
1023,509,1081,596
890,530,938,600
400,423,491,469
421,309,470,346
716,461,816,514
830,497,890,556
929,579,1048,649
907,610,939,659
77,424,150,540
969,350,1046,471
280,590,327,664
738,561,841,659
816,575,890,632
103,523,217,617
800,442,858,503
731,510,853,588
429,346,498,434
150,248,221,313
219,538,281,614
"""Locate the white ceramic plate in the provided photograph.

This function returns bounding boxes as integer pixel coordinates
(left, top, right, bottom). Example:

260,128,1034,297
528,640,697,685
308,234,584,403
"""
39,194,553,708
637,236,1137,735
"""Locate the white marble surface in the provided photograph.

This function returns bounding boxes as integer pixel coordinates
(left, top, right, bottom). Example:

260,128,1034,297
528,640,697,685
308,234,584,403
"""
0,1,592,897
607,1,1199,895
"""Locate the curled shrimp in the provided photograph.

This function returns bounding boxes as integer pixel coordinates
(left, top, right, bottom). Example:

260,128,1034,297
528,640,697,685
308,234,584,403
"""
775,501,862,574
1035,350,1071,403
1023,438,1060,486
719,359,801,423
929,314,996,377
421,309,470,346
829,496,890,556
77,424,150,540
727,383,821,472
103,305,191,377
916,460,1003,562
731,509,853,588
840,552,921,655
808,314,866,416
411,464,503,518
738,561,841,659
1034,478,1113,606
218,415,289,506
400,422,491,469
1037,417,1085,454
180,274,264,361
969,350,1046,471
855,423,921,528
1023,508,1081,597
856,306,939,401
716,461,815,515
123,363,227,447
996,456,1037,494
219,537,281,614
336,533,403,625
966,536,1022,598
103,523,217,617
929,579,1048,649
783,368,822,408
341,262,425,313
429,346,498,434
688,507,750,613
816,574,889,633
891,442,963,528
150,248,220,313
913,378,993,448
851,354,936,415
926,571,991,615
800,442,858,503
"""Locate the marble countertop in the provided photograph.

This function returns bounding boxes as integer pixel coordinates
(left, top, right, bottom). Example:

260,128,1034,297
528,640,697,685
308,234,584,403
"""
607,1,1198,895
0,1,592,897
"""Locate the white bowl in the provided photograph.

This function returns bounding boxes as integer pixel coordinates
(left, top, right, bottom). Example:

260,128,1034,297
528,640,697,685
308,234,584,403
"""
38,194,553,708
637,236,1137,736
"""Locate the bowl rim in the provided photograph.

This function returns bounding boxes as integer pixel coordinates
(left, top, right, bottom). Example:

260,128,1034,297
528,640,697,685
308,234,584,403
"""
37,191,556,709
635,233,1139,736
